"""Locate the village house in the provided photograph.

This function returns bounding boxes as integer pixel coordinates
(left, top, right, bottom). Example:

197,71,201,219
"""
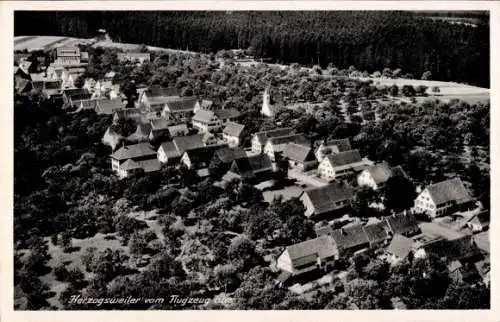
95,98,125,115
330,225,370,256
180,144,227,170
386,234,415,262
413,178,475,218
62,88,92,108
192,109,222,133
80,51,89,63
157,134,205,165
357,162,408,190
55,47,81,65
228,154,273,181
251,127,295,154
117,52,151,64
222,122,245,147
127,123,152,143
276,235,338,277
110,143,159,178
318,149,372,181
193,99,214,114
466,210,489,233
61,67,86,89
167,123,189,138
300,182,355,220
113,108,147,124
384,212,421,237
263,134,309,161
162,98,198,122
138,86,180,110
282,143,318,171
72,98,101,112
102,127,124,151
46,64,65,81
210,147,247,172
83,78,96,92
315,138,352,162
363,221,392,248
149,118,170,141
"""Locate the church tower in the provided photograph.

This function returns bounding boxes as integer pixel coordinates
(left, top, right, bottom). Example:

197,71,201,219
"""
261,87,274,117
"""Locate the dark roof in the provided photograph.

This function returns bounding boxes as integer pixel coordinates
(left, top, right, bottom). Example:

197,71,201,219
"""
165,98,198,112
253,127,294,144
426,178,473,205
303,182,354,215
330,225,370,251
198,99,213,109
385,213,420,236
192,109,216,123
75,99,99,110
159,142,181,159
282,143,315,163
285,235,338,267
386,234,414,259
147,86,180,98
213,147,247,164
317,138,352,153
63,88,90,98
214,108,240,120
111,143,157,161
69,93,93,102
223,122,245,137
315,225,334,237
468,210,490,227
114,108,143,120
365,162,406,184
121,158,161,173
231,154,273,175
424,235,482,261
268,134,309,146
325,150,363,167
167,124,189,137
183,145,226,165
363,221,391,244
150,118,169,131
172,134,205,154
96,98,124,115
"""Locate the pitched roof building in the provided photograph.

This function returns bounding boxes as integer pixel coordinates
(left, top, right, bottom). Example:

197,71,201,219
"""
358,162,408,190
300,182,354,219
181,144,227,169
282,143,318,171
386,234,415,260
251,127,295,153
95,98,125,115
315,138,352,161
229,154,273,180
384,212,421,237
318,149,372,181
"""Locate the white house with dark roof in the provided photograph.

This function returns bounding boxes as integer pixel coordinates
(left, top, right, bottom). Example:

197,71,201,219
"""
222,122,245,147
192,109,222,133
315,138,352,161
127,124,152,143
149,118,170,141
386,234,415,262
162,98,198,122
357,162,408,190
167,124,189,138
157,134,205,164
110,143,158,178
282,143,318,171
117,52,151,64
318,149,372,181
276,235,338,276
138,86,181,110
299,182,355,219
263,134,309,161
95,98,125,115
193,99,214,114
413,178,475,218
251,127,294,154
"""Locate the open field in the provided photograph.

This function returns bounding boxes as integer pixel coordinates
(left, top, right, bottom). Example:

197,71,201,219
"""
14,35,93,51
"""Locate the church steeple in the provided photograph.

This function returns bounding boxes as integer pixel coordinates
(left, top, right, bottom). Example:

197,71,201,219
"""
261,87,274,117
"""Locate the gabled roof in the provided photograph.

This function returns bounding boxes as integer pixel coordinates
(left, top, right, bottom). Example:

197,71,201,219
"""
386,234,414,259
69,92,93,102
167,124,189,137
253,127,294,145
231,154,273,175
63,88,90,98
214,108,240,120
192,109,217,123
363,221,391,244
198,99,213,109
385,213,420,236
172,134,205,154
324,150,363,168
74,98,100,110
282,143,315,163
183,145,226,165
165,98,198,112
468,210,490,227
267,133,309,146
159,142,181,159
285,235,338,267
213,147,247,164
113,108,143,121
365,162,394,184
57,47,80,57
302,182,354,215
330,225,369,251
148,95,181,106
96,98,124,115
121,158,161,173
425,178,473,205
111,143,157,161
150,118,169,131
146,86,180,98
316,138,352,153
223,122,245,137
423,235,481,261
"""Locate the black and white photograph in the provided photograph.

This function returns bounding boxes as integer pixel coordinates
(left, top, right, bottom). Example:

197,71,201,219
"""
6,2,494,315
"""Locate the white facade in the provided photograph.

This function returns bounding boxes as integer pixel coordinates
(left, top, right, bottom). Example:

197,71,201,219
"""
223,133,240,147
251,136,263,154
180,153,193,169
413,189,439,217
192,117,222,133
261,88,274,117
357,170,378,190
318,158,336,181
276,250,335,276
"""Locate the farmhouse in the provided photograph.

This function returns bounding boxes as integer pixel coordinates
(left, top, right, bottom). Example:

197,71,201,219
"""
315,138,352,161
95,98,125,115
180,144,227,169
222,122,245,147
149,118,170,141
229,154,273,181
357,162,408,190
192,109,223,133
363,221,392,248
210,146,247,169
300,182,354,220
263,134,309,161
167,123,189,137
110,143,158,178
162,98,198,122
330,225,370,256
318,149,372,181
62,88,92,108
193,99,214,114
157,134,205,164
139,86,181,110
282,143,318,171
113,108,147,124
127,123,152,143
413,178,475,218
386,234,415,262
276,235,338,276
251,127,294,154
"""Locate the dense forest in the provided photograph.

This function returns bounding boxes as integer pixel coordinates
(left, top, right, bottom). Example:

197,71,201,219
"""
14,11,489,87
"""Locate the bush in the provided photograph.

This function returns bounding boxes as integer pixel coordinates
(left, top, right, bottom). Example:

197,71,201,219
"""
54,264,70,281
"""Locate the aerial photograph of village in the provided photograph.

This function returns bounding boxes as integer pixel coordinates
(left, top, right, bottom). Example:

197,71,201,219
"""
13,10,490,310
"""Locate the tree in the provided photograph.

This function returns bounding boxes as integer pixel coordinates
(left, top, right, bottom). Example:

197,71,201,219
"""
401,85,416,97
352,186,379,217
432,86,440,93
421,71,432,80
384,175,416,213
74,75,85,89
389,84,399,97
121,81,138,107
227,236,260,271
416,85,428,96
